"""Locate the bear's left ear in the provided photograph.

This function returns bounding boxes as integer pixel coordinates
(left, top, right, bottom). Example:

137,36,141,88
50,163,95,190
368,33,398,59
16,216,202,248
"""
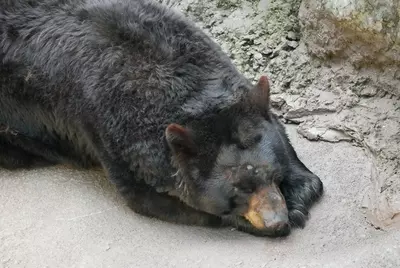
165,123,197,156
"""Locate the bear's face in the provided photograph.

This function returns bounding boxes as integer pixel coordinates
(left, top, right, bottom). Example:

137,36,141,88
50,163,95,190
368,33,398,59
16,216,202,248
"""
165,76,290,233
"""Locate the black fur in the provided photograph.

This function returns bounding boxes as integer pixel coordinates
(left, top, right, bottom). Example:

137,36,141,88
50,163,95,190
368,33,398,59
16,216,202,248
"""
0,0,323,236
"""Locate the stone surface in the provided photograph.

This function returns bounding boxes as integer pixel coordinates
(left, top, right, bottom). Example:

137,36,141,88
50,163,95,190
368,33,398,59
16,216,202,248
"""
299,0,400,67
299,0,400,97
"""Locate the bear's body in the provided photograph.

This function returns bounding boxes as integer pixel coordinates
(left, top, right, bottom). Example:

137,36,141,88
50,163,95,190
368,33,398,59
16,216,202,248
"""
0,0,323,236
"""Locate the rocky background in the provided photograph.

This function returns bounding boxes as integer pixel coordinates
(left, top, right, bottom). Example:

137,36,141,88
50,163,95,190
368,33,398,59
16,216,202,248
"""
163,0,400,230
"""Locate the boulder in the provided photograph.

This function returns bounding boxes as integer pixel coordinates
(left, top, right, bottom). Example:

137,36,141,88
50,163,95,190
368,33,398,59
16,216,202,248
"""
299,0,400,96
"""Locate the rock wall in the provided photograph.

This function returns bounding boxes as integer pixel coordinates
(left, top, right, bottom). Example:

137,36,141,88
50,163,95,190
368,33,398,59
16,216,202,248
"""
300,0,400,96
164,0,400,229
298,0,400,229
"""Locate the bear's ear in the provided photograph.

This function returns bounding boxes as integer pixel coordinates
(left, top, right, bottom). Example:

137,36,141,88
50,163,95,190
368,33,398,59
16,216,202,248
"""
165,124,197,156
249,75,270,110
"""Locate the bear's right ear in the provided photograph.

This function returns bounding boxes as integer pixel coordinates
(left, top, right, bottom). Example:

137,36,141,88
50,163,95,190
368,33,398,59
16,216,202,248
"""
248,75,270,111
165,124,197,156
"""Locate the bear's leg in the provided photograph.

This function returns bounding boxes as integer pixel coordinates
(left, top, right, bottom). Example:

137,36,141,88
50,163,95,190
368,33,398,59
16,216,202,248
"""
280,168,323,228
121,182,224,227
0,135,55,170
2,128,224,227
0,129,93,168
103,160,224,227
272,118,324,228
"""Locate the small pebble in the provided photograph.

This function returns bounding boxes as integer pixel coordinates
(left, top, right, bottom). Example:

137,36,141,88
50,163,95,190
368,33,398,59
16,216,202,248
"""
253,52,263,60
286,31,298,41
287,41,299,49
262,47,273,56
254,39,262,45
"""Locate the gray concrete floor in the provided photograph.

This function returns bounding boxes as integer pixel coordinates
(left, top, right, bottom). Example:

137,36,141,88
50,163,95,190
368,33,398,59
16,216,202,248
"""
1,125,399,268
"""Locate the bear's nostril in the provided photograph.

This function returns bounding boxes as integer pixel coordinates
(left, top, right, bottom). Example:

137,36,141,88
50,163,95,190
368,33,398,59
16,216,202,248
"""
277,222,289,231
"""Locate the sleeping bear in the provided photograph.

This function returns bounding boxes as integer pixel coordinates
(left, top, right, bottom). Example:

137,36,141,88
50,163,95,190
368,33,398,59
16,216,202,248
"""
0,0,323,237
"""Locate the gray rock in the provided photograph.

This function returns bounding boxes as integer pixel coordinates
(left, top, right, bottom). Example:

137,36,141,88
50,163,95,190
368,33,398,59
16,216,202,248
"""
297,125,354,143
286,31,299,41
299,0,400,96
360,86,378,97
262,47,273,56
253,52,263,60
287,40,299,49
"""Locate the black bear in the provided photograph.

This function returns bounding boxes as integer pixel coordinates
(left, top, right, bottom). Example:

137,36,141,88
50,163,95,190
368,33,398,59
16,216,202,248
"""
0,0,323,237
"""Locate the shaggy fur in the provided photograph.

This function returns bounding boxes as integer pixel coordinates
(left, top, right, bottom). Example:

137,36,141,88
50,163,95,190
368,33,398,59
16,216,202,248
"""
0,0,323,237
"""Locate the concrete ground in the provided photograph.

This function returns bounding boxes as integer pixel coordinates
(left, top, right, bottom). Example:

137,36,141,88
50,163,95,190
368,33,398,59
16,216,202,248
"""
1,125,399,268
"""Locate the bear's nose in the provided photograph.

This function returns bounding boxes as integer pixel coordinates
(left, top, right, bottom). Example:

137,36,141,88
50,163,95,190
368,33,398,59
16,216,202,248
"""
262,211,289,229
